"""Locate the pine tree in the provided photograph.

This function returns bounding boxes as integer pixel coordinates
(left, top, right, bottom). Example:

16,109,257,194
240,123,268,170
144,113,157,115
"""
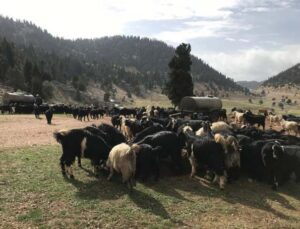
164,43,194,106
2,38,14,68
23,60,33,90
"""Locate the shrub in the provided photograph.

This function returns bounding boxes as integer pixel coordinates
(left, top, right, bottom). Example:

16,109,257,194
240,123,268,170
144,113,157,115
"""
278,102,284,110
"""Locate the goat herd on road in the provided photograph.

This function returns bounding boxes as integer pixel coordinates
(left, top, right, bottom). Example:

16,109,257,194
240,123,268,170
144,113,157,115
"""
2,104,300,191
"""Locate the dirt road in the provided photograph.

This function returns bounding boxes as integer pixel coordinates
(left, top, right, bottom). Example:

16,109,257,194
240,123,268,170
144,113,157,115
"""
0,114,110,149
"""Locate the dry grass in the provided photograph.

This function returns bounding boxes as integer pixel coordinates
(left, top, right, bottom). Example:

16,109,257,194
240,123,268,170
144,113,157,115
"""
223,97,300,115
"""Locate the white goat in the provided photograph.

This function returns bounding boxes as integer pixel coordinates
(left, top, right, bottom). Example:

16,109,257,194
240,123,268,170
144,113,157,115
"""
281,119,299,136
106,143,140,189
211,121,231,133
232,111,244,124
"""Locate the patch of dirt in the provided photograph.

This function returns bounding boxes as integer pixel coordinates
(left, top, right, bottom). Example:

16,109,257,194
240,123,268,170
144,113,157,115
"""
0,114,111,149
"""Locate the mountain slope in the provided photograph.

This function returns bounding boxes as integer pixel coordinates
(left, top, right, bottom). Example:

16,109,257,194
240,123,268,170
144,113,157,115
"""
262,63,300,87
237,81,261,90
0,16,245,102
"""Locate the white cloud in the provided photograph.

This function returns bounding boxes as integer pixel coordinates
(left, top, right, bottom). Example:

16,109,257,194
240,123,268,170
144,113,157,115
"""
200,45,300,81
154,18,253,44
155,20,231,43
0,0,239,39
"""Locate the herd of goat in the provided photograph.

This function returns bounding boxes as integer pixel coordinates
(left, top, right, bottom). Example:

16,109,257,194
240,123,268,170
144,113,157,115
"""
2,103,299,191
52,105,300,191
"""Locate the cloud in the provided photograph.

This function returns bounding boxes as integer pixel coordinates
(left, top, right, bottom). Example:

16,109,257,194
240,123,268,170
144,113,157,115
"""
103,0,238,21
200,45,300,81
154,20,231,43
0,0,240,38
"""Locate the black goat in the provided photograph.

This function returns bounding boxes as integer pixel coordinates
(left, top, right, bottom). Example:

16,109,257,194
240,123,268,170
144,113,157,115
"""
137,131,183,171
131,124,165,143
261,142,300,190
54,128,111,178
243,111,266,130
111,115,121,129
45,108,53,124
95,123,126,146
136,144,161,181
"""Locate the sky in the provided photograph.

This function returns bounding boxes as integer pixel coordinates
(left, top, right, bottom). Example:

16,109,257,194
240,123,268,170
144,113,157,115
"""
0,0,300,81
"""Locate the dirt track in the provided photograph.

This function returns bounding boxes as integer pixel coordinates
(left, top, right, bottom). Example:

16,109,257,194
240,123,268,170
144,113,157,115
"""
0,114,111,149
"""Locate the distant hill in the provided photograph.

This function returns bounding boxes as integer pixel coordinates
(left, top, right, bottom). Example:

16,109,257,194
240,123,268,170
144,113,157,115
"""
0,16,245,103
237,81,261,90
262,63,300,87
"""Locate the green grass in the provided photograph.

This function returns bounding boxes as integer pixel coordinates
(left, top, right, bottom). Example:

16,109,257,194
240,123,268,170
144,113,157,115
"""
0,146,300,228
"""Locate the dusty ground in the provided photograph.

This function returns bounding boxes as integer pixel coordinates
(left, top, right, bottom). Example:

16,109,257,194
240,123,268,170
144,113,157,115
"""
0,114,285,149
0,114,111,149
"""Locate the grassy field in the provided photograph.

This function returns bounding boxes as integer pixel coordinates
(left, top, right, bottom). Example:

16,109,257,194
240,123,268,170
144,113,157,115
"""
222,97,300,116
1,145,300,228
126,92,300,116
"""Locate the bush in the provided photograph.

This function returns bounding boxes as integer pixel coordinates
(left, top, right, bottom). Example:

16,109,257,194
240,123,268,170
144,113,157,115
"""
278,102,284,110
259,99,263,105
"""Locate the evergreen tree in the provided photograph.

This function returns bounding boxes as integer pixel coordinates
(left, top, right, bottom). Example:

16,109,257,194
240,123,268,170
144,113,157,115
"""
2,38,14,68
103,92,110,102
31,64,43,95
164,43,194,106
23,60,33,90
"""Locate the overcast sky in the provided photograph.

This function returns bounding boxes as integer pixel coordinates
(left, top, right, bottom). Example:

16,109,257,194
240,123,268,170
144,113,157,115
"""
0,0,300,81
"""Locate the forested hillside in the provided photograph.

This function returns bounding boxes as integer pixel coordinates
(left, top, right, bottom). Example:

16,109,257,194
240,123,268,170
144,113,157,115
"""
263,63,300,87
0,16,245,102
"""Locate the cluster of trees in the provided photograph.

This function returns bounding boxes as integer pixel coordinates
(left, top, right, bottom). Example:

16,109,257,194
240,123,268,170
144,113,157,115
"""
0,38,47,96
0,16,245,101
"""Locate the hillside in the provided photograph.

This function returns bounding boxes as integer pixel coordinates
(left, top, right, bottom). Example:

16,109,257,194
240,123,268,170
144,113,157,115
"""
0,16,245,104
262,63,300,87
237,81,261,90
